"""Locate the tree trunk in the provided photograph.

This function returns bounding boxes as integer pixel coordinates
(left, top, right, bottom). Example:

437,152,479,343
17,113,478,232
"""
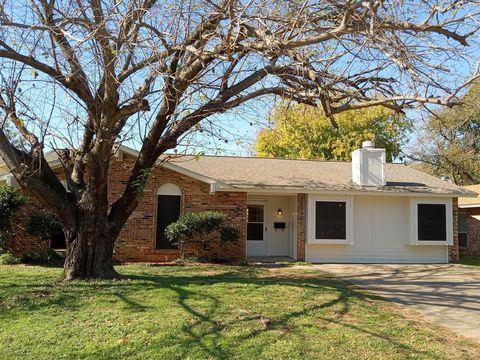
63,210,120,281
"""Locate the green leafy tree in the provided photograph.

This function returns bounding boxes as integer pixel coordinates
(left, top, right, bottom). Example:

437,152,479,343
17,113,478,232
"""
255,103,411,161
410,83,480,185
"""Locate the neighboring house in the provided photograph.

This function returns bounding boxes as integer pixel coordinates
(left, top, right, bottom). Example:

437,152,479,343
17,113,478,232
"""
458,185,480,257
0,141,476,263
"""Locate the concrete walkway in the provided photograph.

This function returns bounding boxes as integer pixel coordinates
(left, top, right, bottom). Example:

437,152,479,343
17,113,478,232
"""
312,264,480,341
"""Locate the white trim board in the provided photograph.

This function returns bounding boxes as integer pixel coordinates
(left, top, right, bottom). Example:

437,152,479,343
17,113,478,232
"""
458,204,480,209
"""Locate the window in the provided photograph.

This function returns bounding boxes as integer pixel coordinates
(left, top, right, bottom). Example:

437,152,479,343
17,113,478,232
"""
315,201,346,240
410,199,452,245
247,204,264,241
417,204,447,241
50,230,66,249
156,184,182,250
459,213,468,248
307,195,353,244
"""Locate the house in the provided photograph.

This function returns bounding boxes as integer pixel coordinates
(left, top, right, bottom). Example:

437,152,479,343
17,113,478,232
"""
458,185,480,257
1,141,476,263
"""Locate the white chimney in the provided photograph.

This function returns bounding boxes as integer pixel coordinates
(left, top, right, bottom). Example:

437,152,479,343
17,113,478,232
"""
352,141,386,186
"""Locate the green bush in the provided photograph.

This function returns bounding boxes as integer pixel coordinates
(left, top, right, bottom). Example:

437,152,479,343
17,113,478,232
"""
219,224,241,242
166,211,240,261
0,233,10,253
166,211,227,242
26,212,62,240
22,249,64,265
0,185,26,252
0,252,21,265
0,185,26,228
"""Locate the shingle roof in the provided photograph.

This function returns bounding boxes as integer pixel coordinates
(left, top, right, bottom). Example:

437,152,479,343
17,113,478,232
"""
458,184,480,206
167,155,476,196
2,147,475,197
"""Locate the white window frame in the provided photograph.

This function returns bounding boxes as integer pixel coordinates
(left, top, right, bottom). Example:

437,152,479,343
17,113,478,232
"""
307,194,354,245
409,198,453,246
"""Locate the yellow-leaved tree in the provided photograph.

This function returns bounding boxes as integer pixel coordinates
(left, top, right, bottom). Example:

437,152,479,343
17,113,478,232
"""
255,103,411,162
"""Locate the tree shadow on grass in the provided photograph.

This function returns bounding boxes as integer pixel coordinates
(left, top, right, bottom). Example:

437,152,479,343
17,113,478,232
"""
0,266,460,359
119,271,438,359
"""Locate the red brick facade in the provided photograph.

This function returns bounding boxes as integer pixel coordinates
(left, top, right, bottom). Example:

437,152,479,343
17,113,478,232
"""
109,158,247,262
448,197,460,262
8,197,49,256
458,207,480,257
296,193,306,261
9,157,247,263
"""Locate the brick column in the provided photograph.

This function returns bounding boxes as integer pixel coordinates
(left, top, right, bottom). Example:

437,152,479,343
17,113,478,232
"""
296,193,306,261
448,197,459,262
464,208,480,257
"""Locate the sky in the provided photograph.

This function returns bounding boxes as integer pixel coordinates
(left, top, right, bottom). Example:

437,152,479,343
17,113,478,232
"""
3,1,480,160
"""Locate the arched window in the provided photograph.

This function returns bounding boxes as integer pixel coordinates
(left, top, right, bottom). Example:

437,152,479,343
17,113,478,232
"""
156,183,182,249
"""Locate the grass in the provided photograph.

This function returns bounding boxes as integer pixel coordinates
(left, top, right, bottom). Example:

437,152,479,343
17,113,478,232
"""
459,256,480,266
0,264,479,359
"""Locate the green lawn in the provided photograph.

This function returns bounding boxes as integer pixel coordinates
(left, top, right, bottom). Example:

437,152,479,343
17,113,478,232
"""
0,264,478,359
459,256,480,266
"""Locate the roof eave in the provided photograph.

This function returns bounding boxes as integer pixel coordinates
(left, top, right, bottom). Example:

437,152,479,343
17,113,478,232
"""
458,203,480,208
217,186,472,197
161,162,234,192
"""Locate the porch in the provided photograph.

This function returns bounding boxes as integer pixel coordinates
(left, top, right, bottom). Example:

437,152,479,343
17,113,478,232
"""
245,193,305,260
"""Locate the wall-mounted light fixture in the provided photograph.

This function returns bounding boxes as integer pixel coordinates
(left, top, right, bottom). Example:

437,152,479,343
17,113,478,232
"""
277,208,283,216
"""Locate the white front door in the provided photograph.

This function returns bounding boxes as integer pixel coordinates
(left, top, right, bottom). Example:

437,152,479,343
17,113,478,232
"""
246,202,267,257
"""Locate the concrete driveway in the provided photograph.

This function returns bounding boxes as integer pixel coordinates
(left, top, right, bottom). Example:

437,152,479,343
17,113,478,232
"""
313,264,480,341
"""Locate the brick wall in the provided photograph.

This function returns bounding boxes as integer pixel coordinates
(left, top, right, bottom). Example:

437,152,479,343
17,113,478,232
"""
296,193,306,261
459,207,480,257
448,197,460,262
7,168,68,256
9,157,247,263
110,159,247,262
8,196,49,256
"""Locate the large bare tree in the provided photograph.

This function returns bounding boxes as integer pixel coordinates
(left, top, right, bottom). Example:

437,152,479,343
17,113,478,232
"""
0,0,479,279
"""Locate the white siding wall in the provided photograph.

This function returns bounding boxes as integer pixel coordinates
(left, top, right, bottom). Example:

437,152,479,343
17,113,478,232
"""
305,195,449,263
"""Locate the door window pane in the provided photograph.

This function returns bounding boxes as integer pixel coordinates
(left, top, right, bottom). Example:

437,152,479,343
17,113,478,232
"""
248,205,264,223
315,201,346,240
247,204,264,241
247,223,264,241
417,204,446,241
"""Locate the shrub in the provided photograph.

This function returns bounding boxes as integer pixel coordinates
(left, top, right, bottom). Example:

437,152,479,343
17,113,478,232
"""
26,212,62,241
22,249,64,265
0,185,26,228
0,185,26,252
166,211,240,261
219,224,241,242
0,252,21,265
166,211,227,243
